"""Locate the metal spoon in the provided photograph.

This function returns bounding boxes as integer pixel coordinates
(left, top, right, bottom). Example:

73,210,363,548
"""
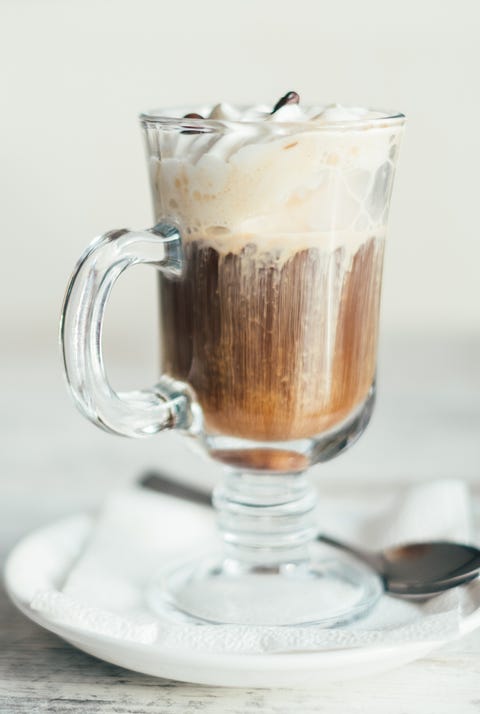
140,471,480,599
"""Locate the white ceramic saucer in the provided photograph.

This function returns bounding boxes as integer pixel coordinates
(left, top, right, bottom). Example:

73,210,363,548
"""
5,514,480,688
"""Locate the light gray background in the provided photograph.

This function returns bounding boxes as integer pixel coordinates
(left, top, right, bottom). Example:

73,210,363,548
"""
1,0,479,370
1,3,479,708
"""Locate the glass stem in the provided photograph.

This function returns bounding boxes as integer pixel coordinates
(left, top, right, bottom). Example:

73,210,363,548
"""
213,471,317,568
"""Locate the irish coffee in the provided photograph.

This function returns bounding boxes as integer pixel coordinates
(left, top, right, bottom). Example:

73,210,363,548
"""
147,95,401,442
59,95,405,628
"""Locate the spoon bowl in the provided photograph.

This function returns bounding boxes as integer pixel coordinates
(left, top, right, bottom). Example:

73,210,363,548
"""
382,542,480,598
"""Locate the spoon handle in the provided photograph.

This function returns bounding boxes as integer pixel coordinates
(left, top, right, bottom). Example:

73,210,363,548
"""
314,533,383,571
140,471,211,507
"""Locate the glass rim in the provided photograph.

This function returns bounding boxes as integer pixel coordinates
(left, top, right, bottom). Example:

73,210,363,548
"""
139,105,406,132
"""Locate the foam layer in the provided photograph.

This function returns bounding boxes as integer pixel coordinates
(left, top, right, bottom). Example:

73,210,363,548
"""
204,101,388,123
147,102,403,257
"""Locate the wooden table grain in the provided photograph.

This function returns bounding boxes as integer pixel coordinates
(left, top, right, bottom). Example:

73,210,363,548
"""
1,333,479,712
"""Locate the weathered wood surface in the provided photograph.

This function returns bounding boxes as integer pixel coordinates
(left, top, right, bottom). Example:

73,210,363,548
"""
1,334,479,712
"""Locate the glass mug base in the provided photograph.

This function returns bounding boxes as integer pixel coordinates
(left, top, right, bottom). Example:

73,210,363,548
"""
147,392,381,628
148,555,382,627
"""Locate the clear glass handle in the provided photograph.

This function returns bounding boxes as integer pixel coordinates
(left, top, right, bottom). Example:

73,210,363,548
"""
60,222,196,438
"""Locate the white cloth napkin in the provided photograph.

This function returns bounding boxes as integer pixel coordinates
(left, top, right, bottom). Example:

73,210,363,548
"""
31,478,480,654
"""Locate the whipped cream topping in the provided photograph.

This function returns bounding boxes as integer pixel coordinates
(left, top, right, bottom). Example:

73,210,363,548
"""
145,95,404,260
202,101,388,124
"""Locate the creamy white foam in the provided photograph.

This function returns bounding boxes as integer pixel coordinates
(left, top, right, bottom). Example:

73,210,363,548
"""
205,101,387,124
149,102,403,259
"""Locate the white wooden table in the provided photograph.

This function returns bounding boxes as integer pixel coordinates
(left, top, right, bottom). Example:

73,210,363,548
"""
1,333,479,712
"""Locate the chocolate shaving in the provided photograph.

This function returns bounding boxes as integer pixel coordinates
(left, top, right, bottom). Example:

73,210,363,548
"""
271,91,300,114
181,112,205,135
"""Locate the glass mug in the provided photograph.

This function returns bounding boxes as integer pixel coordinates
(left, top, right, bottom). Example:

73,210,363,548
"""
61,105,405,626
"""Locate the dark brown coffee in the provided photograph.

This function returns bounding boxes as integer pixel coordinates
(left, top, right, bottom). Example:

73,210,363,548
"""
158,237,384,442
